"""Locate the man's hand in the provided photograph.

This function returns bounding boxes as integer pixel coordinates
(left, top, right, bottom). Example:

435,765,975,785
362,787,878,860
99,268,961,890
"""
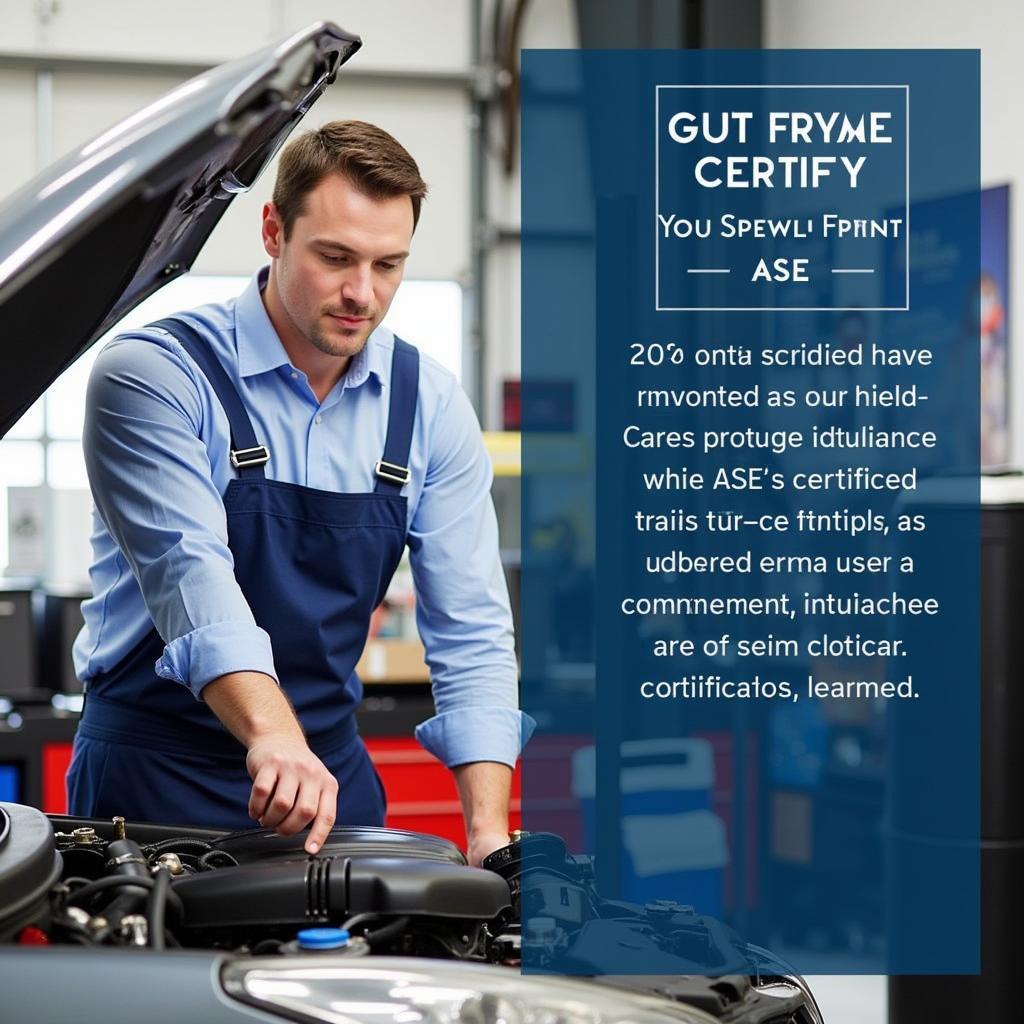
202,670,338,854
245,734,338,854
466,830,512,868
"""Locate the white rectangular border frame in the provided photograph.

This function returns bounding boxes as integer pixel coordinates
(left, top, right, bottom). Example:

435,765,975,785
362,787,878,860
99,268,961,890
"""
654,83,911,312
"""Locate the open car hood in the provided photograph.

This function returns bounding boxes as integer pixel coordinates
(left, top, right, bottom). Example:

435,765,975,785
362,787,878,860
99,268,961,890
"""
0,21,360,437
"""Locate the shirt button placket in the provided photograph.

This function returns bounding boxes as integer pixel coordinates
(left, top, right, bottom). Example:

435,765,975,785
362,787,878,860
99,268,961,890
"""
309,412,324,487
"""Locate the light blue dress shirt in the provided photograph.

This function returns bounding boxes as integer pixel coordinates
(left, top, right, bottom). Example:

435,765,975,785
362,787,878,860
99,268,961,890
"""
73,267,533,769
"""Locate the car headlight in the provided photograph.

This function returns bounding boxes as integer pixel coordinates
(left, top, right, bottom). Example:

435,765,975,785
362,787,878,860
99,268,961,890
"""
221,957,723,1024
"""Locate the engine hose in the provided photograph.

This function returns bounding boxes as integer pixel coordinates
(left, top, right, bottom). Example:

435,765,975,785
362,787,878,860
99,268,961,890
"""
61,877,93,890
339,912,380,933
142,838,215,856
363,916,411,949
100,839,153,928
67,874,155,907
147,867,170,950
198,849,238,871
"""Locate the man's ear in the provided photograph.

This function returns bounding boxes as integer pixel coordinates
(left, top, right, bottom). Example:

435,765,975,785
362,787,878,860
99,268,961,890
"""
262,202,284,258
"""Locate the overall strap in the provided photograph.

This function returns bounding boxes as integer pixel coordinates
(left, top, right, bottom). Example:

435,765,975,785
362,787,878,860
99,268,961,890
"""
374,337,420,495
150,317,269,479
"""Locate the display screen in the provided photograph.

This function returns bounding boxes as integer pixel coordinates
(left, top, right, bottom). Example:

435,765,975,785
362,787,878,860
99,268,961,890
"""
0,762,22,803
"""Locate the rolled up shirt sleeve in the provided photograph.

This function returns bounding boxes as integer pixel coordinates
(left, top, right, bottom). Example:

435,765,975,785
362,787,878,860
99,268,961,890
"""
84,335,277,698
409,380,536,768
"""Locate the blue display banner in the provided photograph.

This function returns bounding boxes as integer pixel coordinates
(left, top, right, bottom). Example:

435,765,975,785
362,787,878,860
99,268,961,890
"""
521,50,979,977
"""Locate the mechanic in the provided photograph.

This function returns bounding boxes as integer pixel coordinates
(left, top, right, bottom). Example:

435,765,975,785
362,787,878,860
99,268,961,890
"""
66,120,532,867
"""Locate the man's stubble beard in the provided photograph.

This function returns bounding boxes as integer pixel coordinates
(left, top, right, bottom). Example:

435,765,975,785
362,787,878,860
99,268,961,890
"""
305,316,373,359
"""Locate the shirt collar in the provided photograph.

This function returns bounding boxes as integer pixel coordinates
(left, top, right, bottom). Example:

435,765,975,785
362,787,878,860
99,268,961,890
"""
234,267,291,378
344,326,390,392
235,266,388,390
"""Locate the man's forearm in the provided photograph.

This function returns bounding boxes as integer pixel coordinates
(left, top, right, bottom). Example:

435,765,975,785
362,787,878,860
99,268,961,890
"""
452,761,513,866
202,671,303,746
202,671,338,853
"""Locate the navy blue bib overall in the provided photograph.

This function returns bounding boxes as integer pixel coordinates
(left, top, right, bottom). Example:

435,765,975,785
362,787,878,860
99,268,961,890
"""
67,317,419,830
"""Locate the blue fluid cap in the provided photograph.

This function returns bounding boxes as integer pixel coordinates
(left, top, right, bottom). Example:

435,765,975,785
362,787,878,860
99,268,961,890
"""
297,927,351,949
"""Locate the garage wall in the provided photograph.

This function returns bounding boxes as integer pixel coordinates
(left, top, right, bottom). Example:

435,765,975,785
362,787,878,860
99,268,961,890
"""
0,0,470,73
766,0,1024,460
0,68,37,197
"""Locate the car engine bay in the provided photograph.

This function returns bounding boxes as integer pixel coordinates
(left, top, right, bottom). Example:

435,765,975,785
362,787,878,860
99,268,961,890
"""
0,802,823,1023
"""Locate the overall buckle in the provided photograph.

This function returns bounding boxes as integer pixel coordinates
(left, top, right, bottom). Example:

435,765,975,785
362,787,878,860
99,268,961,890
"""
230,445,271,469
374,458,411,485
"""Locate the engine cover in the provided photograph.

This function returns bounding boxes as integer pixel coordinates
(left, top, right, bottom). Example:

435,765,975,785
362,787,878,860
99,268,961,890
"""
172,855,512,931
0,803,62,940
212,825,467,866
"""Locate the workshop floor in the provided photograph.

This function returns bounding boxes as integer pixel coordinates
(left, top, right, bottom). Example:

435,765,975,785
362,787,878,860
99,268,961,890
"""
806,976,886,1023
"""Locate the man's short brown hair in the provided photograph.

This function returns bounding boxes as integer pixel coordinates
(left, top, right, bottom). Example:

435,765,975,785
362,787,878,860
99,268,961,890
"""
272,120,427,238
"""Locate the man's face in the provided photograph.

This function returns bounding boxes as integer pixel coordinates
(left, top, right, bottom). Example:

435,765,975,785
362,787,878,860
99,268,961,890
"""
263,173,414,358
